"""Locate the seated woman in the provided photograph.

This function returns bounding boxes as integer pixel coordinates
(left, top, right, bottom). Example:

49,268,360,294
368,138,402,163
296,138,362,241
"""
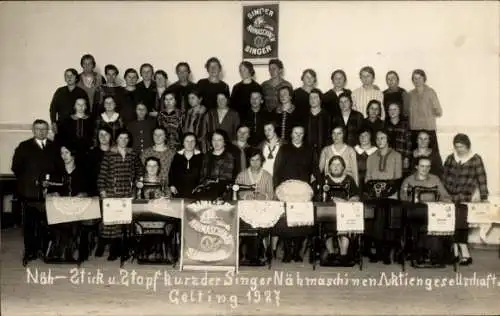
235,149,274,265
196,130,236,200
354,128,378,194
365,129,402,264
136,156,176,262
400,156,452,265
443,134,489,265
410,130,444,179
321,156,360,266
169,133,203,198
46,144,89,262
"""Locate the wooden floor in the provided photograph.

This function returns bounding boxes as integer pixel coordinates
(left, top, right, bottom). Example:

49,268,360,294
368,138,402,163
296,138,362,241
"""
1,228,499,316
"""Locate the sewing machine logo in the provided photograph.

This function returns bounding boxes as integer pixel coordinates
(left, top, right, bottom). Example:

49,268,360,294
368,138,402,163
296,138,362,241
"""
244,5,278,58
374,182,387,197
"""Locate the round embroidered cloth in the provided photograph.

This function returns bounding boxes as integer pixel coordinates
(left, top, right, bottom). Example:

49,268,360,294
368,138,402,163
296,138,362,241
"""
275,180,313,202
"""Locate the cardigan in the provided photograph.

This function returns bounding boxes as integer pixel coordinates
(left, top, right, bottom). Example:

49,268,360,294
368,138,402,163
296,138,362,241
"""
407,85,442,131
443,153,488,203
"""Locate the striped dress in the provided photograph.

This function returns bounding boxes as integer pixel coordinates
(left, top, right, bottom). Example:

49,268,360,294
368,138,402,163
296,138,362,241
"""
97,147,144,238
235,168,275,200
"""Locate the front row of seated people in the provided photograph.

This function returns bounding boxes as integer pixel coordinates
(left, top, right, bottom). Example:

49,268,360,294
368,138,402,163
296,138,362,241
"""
12,119,488,266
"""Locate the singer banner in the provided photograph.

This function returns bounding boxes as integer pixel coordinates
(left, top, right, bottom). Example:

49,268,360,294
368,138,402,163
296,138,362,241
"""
242,3,279,62
180,201,238,271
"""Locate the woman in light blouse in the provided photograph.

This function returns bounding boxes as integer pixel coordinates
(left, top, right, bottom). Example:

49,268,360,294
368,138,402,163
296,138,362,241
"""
351,66,384,119
407,69,443,155
319,126,358,185
235,148,274,200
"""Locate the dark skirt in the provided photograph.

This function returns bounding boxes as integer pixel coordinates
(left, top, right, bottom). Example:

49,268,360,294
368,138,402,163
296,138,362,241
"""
273,216,314,238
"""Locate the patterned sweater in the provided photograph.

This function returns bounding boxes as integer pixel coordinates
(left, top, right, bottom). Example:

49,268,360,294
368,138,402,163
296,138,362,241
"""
443,153,488,203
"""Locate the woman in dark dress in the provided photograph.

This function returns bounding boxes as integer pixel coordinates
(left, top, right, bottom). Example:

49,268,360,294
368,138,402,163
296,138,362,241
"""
118,68,142,125
151,70,168,118
200,91,240,153
321,155,360,266
94,96,124,145
169,62,197,115
383,71,408,118
410,130,444,178
196,57,230,110
97,129,144,261
196,130,236,200
168,133,203,199
56,97,95,158
322,69,352,119
362,100,385,144
331,93,364,147
293,69,320,117
46,144,89,262
127,103,156,154
93,64,122,119
230,61,263,118
273,86,304,142
353,128,377,194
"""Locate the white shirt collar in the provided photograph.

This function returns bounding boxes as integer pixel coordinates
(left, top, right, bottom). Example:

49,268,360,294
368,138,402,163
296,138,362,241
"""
101,112,119,123
354,145,377,155
330,144,347,156
177,149,201,155
454,152,474,164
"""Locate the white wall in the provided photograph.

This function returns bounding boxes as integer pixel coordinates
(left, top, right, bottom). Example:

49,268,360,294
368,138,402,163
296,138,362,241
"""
0,1,499,195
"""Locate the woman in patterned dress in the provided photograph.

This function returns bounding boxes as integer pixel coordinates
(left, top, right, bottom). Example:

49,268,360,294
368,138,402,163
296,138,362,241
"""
157,90,184,150
97,129,144,261
183,89,207,141
141,127,176,193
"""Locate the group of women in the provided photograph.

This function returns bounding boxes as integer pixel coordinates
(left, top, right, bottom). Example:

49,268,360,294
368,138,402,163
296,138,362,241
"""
40,54,488,266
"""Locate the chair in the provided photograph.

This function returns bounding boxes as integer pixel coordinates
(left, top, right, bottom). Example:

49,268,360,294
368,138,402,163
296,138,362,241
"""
406,186,459,271
363,179,404,269
234,184,273,269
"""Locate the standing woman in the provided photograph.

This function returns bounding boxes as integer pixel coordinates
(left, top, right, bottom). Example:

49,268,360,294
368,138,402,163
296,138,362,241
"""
230,61,263,118
443,134,488,265
94,96,124,145
318,126,359,185
141,127,176,191
196,57,230,110
331,93,364,147
151,70,169,118
322,69,352,119
93,65,122,119
293,69,320,118
48,144,89,262
383,71,408,118
261,59,293,113
169,62,197,114
49,68,89,134
351,66,384,119
385,102,412,175
136,63,157,113
118,68,142,125
362,100,385,143
306,89,332,158
77,54,105,115
168,133,203,198
97,129,144,261
410,131,444,178
157,91,184,149
56,98,95,158
127,103,156,154
273,86,304,142
407,69,443,154
183,90,207,140
200,91,240,153
354,129,378,192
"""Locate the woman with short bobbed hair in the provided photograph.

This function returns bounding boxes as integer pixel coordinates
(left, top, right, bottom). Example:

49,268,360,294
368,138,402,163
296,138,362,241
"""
331,92,364,147
362,99,385,144
443,133,488,265
197,57,230,110
78,54,106,114
272,85,304,142
351,66,384,119
230,61,263,118
322,69,352,118
407,69,443,155
383,71,408,118
293,69,321,117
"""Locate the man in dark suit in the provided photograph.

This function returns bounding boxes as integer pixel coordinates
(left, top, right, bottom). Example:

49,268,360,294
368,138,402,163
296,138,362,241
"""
11,119,60,264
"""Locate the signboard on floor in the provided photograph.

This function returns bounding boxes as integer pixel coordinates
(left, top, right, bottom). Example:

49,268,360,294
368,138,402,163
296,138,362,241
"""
242,2,279,63
180,201,239,272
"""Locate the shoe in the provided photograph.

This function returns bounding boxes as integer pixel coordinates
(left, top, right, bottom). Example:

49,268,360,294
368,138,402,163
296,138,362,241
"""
339,255,356,267
459,257,472,266
107,255,118,261
94,242,105,257
293,255,303,263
